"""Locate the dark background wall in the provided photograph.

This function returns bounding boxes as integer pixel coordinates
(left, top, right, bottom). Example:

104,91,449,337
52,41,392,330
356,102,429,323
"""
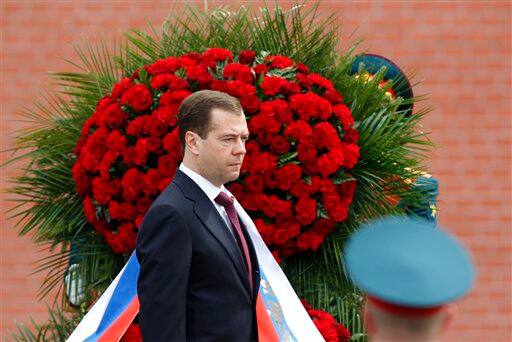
1,1,510,341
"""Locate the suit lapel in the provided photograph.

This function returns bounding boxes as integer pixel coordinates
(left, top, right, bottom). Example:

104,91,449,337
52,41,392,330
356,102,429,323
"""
173,170,252,298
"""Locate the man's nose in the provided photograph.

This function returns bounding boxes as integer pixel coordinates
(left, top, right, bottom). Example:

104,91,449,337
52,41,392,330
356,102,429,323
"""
233,138,246,155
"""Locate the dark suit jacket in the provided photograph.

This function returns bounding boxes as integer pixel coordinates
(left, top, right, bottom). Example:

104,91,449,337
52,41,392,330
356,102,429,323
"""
136,170,260,342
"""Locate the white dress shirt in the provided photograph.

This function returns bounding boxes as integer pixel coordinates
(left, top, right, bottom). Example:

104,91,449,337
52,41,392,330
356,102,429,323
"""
178,163,235,236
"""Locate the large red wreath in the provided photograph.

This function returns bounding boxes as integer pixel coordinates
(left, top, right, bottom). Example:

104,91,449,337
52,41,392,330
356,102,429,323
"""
72,48,359,258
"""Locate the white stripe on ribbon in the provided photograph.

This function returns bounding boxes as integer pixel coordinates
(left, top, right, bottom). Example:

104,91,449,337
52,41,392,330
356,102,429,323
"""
67,260,129,342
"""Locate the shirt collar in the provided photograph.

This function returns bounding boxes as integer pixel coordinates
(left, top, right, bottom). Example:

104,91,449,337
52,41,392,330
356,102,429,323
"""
179,163,227,203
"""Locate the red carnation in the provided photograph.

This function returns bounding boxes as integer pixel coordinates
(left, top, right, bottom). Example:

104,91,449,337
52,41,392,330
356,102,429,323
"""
82,196,98,223
158,154,179,178
201,48,234,69
297,141,317,163
240,193,267,211
143,169,162,196
250,152,277,174
162,129,180,153
96,96,113,113
238,50,256,64
106,130,127,152
152,106,178,127
260,76,289,96
302,300,351,342
120,323,142,342
339,181,356,198
92,177,112,205
223,80,256,98
263,170,279,189
290,180,315,197
126,115,148,137
249,114,281,134
290,92,333,121
297,73,313,88
324,88,343,104
146,57,182,75
270,99,293,124
337,325,351,342
240,95,260,113
146,137,162,153
121,84,153,112
109,201,136,221
111,77,132,100
271,250,282,264
98,151,118,180
266,55,294,69
261,195,291,218
222,63,254,84
308,73,334,90
150,73,188,90
296,231,324,251
343,128,359,143
317,149,344,177
244,174,265,193
342,143,360,169
333,104,354,131
132,140,149,166
274,164,301,190
254,218,274,244
72,161,89,196
186,65,213,86
159,90,192,107
323,193,348,221
136,197,153,214
295,196,317,226
284,121,312,141
121,168,145,201
296,63,310,74
253,63,268,75
312,122,341,150
270,136,291,154
146,116,167,137
182,52,201,61
99,102,129,128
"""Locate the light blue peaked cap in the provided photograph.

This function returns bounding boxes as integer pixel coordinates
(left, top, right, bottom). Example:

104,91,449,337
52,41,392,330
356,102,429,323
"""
345,216,475,308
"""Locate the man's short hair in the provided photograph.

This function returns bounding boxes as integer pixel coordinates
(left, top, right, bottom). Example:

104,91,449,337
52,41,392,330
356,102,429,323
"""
177,90,242,148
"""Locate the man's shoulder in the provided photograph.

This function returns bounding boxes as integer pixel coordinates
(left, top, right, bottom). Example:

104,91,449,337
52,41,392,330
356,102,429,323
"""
150,180,187,209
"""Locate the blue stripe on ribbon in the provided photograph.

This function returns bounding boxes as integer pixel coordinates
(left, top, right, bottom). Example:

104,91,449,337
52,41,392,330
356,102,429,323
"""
84,252,140,342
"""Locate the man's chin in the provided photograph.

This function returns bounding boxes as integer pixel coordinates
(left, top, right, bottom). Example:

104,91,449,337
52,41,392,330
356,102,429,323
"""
225,170,240,182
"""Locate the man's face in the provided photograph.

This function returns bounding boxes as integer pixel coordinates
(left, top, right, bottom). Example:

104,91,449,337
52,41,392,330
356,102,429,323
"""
194,108,249,186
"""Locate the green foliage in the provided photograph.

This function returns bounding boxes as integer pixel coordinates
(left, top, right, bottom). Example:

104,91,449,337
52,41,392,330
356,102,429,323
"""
10,304,81,342
3,2,432,340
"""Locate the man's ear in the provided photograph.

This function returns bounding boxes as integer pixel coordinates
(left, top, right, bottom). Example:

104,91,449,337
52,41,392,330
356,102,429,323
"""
185,131,200,156
362,299,377,336
440,304,457,334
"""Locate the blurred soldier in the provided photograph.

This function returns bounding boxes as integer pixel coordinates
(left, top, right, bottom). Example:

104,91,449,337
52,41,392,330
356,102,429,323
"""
345,216,475,342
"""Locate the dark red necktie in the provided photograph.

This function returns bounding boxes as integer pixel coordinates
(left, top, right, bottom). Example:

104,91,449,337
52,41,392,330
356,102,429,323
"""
215,191,253,290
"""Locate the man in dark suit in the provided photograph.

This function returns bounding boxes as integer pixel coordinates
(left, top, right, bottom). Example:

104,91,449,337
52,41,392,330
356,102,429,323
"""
136,90,260,341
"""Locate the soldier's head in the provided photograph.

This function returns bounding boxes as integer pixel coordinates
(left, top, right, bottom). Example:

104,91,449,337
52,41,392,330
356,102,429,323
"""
345,216,475,342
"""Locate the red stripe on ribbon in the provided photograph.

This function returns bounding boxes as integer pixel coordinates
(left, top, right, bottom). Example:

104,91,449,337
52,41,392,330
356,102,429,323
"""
98,297,140,342
256,293,280,341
